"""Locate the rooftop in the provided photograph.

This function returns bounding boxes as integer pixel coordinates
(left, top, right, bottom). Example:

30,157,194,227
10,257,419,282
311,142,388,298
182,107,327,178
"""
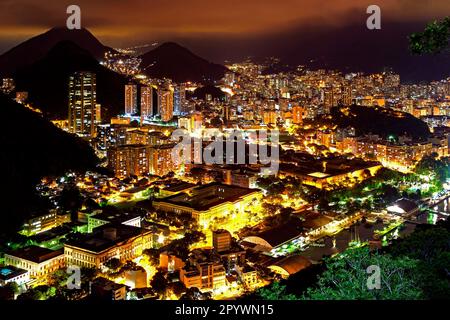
156,183,260,211
0,266,28,280
65,224,151,253
6,246,63,264
269,255,312,275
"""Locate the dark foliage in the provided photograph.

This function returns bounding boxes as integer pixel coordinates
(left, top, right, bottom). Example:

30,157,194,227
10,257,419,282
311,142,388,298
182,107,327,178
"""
324,105,430,140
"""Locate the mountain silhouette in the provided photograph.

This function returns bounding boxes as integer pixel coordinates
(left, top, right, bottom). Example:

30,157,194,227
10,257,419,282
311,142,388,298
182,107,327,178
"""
13,40,127,120
0,27,112,77
0,93,98,236
140,42,228,83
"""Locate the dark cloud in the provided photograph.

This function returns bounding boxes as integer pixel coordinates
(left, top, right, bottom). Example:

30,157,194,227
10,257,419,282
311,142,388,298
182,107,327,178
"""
0,0,449,75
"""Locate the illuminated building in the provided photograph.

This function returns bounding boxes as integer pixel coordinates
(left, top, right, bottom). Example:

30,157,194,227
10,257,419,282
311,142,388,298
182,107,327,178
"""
342,85,353,105
68,72,97,137
229,171,258,189
242,212,339,257
22,210,58,235
0,266,29,286
267,255,312,279
111,117,131,125
64,225,153,268
240,265,258,288
159,252,185,272
262,111,277,125
95,104,102,124
316,130,334,148
159,181,196,198
153,183,262,224
174,84,186,115
109,124,132,147
341,136,435,172
91,277,126,300
125,128,150,145
192,113,203,131
280,159,382,189
140,86,153,118
387,198,420,220
87,211,142,233
1,78,15,94
179,249,226,291
125,84,138,115
95,124,111,152
124,268,147,289
224,72,236,86
213,230,232,253
243,111,254,121
158,88,174,122
212,230,246,273
15,91,28,104
149,144,176,176
125,129,168,146
323,88,336,111
223,105,231,124
107,144,150,178
291,106,304,125
4,246,65,278
178,117,192,131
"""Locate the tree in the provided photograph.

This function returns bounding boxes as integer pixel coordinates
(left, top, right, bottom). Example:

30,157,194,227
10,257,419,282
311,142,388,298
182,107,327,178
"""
409,17,450,54
180,287,212,300
48,269,70,288
388,227,450,299
4,282,19,295
58,184,83,221
143,248,161,266
104,258,123,271
150,270,168,296
17,285,57,300
168,282,187,297
257,281,298,300
302,248,423,300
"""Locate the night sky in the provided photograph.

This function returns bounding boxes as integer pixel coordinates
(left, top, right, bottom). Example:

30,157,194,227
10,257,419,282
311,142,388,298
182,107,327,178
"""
0,0,449,80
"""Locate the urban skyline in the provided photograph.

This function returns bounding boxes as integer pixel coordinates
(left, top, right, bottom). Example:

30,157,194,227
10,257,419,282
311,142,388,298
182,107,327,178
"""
0,0,449,310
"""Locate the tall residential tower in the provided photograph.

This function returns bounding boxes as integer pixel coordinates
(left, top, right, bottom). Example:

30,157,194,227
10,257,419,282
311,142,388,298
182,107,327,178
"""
68,72,97,137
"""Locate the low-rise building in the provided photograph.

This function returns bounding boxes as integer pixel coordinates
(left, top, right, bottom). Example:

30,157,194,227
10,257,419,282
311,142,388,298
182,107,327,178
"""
64,224,153,268
179,249,226,291
91,277,127,300
22,210,58,235
87,211,142,233
4,246,65,278
0,266,30,286
153,183,262,224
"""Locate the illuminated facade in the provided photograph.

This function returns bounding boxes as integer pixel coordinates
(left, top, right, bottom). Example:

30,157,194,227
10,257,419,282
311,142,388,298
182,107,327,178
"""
1,78,15,94
64,225,153,268
68,72,97,137
159,88,174,122
338,137,434,172
125,84,138,115
149,144,176,176
4,246,65,278
153,183,262,224
0,266,29,286
140,86,153,118
107,144,150,178
292,106,305,125
173,84,186,115
22,210,58,235
179,250,226,291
